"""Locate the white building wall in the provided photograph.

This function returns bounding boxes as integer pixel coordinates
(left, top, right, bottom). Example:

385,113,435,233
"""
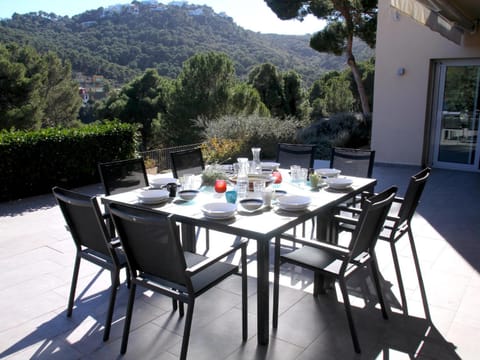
372,0,480,166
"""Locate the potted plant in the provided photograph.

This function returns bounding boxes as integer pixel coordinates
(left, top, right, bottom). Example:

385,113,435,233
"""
144,158,157,174
201,164,228,187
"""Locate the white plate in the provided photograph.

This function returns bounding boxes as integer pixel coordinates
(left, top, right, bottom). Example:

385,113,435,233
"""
149,176,177,187
278,195,311,211
315,168,341,177
261,162,280,170
325,177,353,189
201,202,237,219
136,189,169,204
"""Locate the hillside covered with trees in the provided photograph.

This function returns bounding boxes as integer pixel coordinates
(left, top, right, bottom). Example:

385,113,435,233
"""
0,1,373,87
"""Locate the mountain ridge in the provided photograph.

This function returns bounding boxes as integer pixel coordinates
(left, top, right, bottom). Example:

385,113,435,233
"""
0,2,374,88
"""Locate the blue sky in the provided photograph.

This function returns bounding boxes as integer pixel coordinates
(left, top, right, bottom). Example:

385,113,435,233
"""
0,0,325,35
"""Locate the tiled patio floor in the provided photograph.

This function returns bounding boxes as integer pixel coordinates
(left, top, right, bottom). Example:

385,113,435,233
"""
0,164,479,359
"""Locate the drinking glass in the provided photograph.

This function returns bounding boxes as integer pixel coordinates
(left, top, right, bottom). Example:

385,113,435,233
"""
180,174,194,190
261,187,273,207
300,168,309,185
290,165,301,182
225,190,237,204
253,180,265,194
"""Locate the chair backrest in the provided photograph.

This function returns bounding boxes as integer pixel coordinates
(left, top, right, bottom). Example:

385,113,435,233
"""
52,186,114,259
107,202,188,287
397,167,431,224
276,143,316,169
98,158,149,196
349,186,397,261
330,147,376,178
170,147,205,179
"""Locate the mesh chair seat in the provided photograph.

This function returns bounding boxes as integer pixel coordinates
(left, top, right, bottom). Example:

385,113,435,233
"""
337,167,431,319
273,186,397,354
98,158,149,196
330,147,375,178
276,143,316,169
170,147,210,250
107,202,248,359
52,186,129,342
170,147,205,179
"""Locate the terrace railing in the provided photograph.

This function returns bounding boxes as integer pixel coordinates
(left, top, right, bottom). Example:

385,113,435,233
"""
140,143,204,173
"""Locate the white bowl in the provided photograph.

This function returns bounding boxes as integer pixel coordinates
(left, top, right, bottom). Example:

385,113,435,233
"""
315,168,341,177
273,189,287,198
201,202,237,219
149,176,177,188
278,195,311,211
239,198,264,212
325,177,353,189
177,189,199,201
136,189,169,204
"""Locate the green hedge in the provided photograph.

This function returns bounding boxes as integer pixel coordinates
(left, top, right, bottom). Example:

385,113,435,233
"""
0,121,139,201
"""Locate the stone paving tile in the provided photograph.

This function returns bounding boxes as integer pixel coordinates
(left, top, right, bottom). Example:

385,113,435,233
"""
0,165,479,359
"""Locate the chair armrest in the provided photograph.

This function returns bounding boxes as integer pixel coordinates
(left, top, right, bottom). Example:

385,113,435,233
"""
279,233,350,257
335,205,362,215
109,237,122,247
334,214,359,226
386,214,401,222
185,239,248,275
393,196,404,203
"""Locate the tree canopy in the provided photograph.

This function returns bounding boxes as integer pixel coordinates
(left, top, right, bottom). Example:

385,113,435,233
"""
0,43,81,130
265,0,377,116
0,4,373,88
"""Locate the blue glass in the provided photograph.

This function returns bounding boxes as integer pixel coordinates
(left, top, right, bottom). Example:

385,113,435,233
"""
225,190,237,204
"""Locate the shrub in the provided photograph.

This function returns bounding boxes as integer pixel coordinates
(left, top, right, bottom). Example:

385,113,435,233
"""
298,112,371,159
199,114,305,160
201,137,243,164
0,121,139,201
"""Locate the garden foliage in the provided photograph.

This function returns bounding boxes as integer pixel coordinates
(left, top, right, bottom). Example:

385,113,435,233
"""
0,121,138,201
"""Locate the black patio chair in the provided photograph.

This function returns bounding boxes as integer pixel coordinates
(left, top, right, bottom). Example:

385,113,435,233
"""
276,143,317,238
330,147,376,178
330,147,376,208
338,167,431,319
98,158,149,196
107,201,248,359
276,143,316,170
273,186,397,354
52,186,129,341
170,147,210,250
98,158,149,235
170,147,205,179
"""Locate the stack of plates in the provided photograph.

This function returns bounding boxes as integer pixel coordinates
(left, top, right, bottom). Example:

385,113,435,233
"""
325,177,353,189
136,189,169,204
278,195,311,211
315,168,341,177
149,176,177,188
201,202,237,219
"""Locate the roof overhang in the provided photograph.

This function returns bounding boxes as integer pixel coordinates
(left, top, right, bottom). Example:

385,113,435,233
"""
391,0,479,44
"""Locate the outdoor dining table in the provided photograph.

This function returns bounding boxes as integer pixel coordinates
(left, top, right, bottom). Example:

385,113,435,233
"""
102,172,377,346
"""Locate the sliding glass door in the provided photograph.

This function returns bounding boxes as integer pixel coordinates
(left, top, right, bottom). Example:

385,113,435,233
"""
432,60,480,171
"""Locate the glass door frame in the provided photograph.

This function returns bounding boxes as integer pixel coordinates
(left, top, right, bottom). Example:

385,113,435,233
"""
431,59,480,172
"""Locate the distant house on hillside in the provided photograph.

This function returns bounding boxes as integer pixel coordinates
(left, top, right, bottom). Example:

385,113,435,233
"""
75,73,106,101
189,8,204,16
169,1,187,7
81,21,97,28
